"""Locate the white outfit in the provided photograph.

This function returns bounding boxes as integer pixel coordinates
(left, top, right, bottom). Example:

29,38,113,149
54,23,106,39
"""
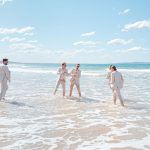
70,69,81,86
69,69,81,96
106,71,111,82
110,71,123,90
54,68,68,96
110,71,124,105
0,65,11,100
106,71,111,88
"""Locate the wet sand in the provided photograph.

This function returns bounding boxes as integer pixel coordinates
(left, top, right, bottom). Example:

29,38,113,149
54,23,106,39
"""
0,65,150,150
0,95,150,150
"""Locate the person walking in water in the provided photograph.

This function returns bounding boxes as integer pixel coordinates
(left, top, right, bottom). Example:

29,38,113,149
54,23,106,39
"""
54,62,68,97
110,66,124,107
69,64,81,97
0,58,11,101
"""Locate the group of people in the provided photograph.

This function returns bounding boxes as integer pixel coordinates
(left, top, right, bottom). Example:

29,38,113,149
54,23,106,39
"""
53,62,124,106
0,59,124,107
53,62,81,97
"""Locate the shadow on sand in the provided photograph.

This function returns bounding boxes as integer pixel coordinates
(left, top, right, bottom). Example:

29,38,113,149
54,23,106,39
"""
4,101,33,108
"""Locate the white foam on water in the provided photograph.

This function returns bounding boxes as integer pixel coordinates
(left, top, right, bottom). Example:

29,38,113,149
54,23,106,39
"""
11,68,57,74
0,63,150,149
10,65,150,76
0,117,19,126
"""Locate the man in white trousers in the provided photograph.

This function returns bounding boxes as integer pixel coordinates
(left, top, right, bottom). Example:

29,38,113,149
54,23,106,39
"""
69,64,81,97
0,58,11,101
110,65,124,107
53,62,68,97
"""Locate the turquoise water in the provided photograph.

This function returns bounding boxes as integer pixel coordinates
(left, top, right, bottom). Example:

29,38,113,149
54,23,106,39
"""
10,62,150,71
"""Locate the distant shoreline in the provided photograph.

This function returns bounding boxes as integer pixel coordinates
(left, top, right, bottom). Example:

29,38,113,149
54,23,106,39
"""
8,61,150,65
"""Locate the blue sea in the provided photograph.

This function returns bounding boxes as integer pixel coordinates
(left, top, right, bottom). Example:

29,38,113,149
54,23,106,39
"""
0,62,150,150
10,62,150,70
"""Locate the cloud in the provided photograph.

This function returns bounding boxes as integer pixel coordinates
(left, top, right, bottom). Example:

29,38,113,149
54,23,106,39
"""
27,40,37,43
107,38,133,45
9,42,52,54
117,46,149,53
0,37,25,42
0,26,35,35
0,0,12,5
81,31,95,37
126,46,148,52
23,32,34,36
73,41,97,47
122,20,150,31
9,43,37,51
119,9,130,15
53,48,103,61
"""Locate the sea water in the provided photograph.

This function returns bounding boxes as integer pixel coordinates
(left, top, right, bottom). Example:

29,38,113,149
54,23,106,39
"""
0,63,150,150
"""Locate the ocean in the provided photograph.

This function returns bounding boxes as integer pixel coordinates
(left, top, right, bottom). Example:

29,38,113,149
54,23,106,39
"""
0,62,150,150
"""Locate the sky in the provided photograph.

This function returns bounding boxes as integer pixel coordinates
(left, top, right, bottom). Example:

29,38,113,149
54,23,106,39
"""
0,0,150,64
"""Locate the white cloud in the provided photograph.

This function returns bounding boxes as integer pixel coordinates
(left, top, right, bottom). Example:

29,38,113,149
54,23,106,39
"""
122,20,150,31
107,38,133,45
53,48,103,61
9,43,37,50
0,0,12,5
0,37,25,42
58,49,82,59
119,9,130,15
73,41,97,47
27,40,37,43
23,32,34,36
126,46,148,52
0,26,35,35
9,42,52,54
117,46,149,53
81,31,95,37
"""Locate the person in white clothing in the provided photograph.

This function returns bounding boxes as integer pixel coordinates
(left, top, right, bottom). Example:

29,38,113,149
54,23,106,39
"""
54,62,68,97
110,66,124,107
0,58,11,101
106,65,112,86
69,64,81,97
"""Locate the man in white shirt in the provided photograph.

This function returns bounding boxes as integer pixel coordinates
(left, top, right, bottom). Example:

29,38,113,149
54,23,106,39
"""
69,64,81,97
0,58,11,101
110,66,124,107
53,62,68,97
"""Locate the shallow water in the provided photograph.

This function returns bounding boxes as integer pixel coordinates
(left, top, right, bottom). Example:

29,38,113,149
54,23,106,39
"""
0,63,150,150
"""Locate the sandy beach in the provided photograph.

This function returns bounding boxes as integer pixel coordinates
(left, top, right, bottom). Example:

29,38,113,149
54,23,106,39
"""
0,63,150,150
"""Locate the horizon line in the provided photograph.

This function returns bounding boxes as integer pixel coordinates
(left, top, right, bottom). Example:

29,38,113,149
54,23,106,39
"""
7,61,150,65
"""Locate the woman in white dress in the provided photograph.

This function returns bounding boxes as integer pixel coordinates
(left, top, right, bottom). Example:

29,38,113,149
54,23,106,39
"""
54,62,68,97
110,66,124,107
69,64,81,97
